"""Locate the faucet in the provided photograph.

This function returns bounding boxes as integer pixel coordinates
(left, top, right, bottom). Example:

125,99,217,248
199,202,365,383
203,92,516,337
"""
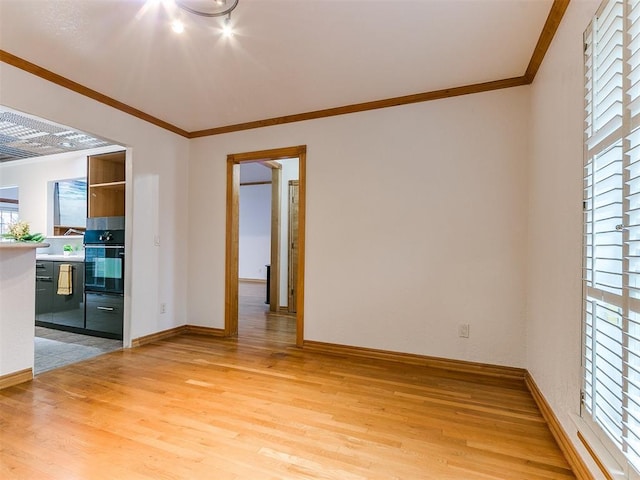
63,228,84,236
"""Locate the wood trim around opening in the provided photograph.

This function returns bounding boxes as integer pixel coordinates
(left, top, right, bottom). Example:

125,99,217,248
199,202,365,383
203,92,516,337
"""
0,0,569,138
270,168,281,314
226,146,306,346
225,159,240,336
295,150,306,346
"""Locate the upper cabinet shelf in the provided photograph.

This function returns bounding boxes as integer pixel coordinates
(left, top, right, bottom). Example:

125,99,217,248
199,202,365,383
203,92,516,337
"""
89,151,125,184
90,181,125,189
88,151,126,218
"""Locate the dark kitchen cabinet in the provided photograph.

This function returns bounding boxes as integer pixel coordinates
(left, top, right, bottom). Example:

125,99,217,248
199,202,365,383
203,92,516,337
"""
35,260,84,330
35,261,54,323
85,293,123,339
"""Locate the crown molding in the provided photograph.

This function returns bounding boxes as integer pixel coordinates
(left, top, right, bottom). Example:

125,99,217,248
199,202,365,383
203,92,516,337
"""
189,76,529,138
0,50,190,138
524,0,571,82
0,0,570,139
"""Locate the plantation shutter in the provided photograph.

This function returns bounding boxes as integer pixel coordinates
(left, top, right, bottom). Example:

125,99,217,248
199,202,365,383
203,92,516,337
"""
583,0,640,472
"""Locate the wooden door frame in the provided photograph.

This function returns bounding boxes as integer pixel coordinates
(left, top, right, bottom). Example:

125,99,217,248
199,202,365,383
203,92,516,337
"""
269,167,281,313
225,145,306,346
288,180,300,314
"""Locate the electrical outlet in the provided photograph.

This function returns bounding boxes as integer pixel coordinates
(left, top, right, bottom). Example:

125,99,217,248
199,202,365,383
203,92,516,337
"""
160,303,166,314
458,323,470,338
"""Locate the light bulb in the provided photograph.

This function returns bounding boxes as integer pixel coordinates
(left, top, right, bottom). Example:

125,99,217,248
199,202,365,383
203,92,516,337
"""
222,16,233,37
171,19,184,33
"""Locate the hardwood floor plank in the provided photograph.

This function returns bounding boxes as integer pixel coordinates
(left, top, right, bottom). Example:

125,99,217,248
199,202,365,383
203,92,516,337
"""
0,281,577,479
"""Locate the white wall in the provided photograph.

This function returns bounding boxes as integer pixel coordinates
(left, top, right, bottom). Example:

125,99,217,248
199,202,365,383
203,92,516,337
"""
0,248,37,377
526,0,600,476
188,87,530,367
0,146,118,235
239,184,271,280
1,62,190,345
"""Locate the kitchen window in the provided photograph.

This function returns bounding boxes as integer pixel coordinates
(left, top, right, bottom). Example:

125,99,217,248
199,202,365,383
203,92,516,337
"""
0,186,19,235
0,207,18,235
52,177,86,236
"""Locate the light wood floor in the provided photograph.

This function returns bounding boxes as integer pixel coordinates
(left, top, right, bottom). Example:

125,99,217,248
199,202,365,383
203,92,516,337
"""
0,282,575,479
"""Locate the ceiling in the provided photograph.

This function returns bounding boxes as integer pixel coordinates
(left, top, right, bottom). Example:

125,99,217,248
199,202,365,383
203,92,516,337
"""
240,162,271,183
0,106,114,162
0,0,556,136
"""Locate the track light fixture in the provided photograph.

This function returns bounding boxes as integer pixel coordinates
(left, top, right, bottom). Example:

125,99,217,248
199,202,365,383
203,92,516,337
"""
174,0,239,18
145,0,239,35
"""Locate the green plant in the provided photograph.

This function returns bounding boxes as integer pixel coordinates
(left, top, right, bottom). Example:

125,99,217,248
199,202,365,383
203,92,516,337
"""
2,220,44,242
63,244,73,252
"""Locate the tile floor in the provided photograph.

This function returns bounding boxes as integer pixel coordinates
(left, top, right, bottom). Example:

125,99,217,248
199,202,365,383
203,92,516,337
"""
34,326,122,374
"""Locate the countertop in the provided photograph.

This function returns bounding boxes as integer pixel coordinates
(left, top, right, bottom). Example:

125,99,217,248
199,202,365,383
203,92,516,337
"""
0,242,49,250
36,253,84,262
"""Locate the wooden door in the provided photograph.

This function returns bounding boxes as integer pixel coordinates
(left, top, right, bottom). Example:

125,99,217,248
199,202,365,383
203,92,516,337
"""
288,181,299,313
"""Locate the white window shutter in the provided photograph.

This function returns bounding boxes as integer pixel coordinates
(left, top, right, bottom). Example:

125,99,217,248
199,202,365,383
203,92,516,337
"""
583,0,640,473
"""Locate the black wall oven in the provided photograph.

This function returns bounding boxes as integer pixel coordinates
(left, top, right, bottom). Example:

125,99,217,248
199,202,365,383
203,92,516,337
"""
84,227,125,339
84,229,125,293
84,246,125,293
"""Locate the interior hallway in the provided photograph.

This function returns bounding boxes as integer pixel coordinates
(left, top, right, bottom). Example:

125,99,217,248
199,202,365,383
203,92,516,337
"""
238,279,296,347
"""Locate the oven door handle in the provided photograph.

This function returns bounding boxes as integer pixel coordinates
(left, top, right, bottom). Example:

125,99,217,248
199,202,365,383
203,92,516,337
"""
84,245,124,249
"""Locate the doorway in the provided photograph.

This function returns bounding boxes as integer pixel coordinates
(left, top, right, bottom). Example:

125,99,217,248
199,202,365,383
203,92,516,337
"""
225,146,306,346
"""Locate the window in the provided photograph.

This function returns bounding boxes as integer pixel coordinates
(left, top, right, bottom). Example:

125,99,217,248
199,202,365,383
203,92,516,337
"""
583,0,640,475
52,178,86,235
0,207,19,235
0,187,19,235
